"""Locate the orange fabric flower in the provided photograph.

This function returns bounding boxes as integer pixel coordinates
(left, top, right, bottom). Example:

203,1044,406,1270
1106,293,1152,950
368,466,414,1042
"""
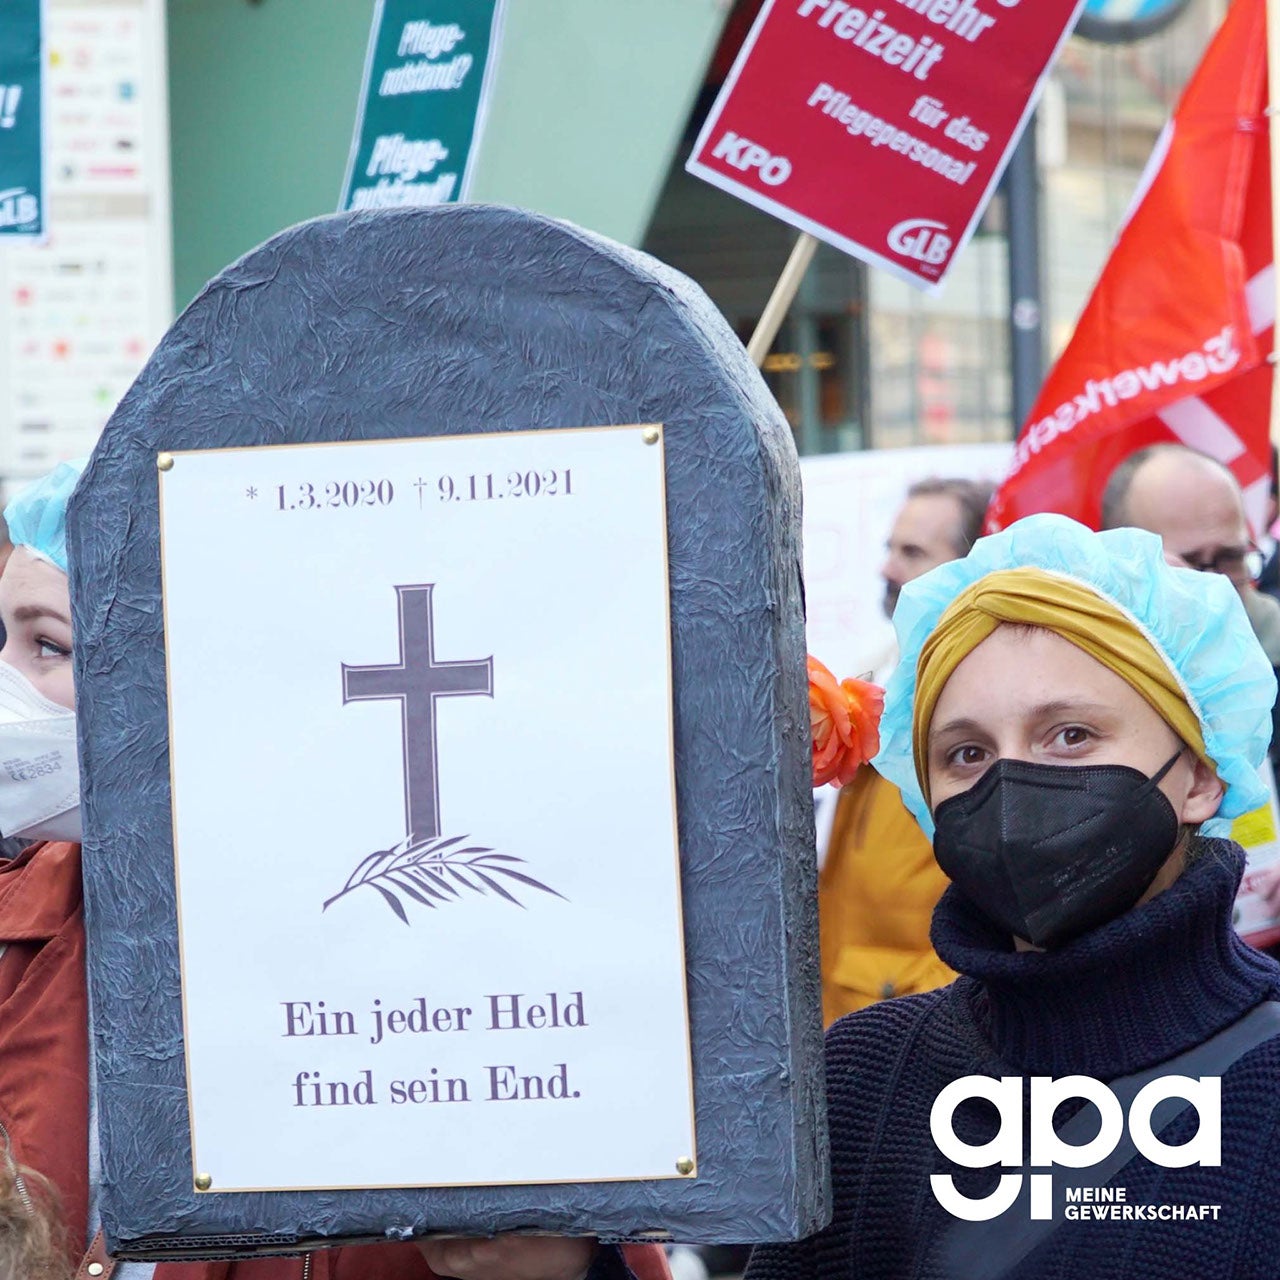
808,655,885,788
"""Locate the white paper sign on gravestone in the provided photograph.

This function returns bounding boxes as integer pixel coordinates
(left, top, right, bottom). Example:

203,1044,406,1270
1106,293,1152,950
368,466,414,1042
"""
158,424,695,1192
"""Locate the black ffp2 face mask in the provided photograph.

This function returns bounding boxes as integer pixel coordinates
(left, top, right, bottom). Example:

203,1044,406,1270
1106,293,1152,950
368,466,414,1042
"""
932,752,1183,949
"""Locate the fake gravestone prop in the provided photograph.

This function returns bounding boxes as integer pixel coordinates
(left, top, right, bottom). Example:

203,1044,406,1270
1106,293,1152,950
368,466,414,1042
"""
68,204,825,1260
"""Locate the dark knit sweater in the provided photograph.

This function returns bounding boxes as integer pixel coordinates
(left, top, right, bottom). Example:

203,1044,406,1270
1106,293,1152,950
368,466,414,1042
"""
747,839,1280,1280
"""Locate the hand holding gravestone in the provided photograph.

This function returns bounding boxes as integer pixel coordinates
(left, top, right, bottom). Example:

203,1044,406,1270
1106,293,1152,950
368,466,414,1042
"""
417,1234,597,1280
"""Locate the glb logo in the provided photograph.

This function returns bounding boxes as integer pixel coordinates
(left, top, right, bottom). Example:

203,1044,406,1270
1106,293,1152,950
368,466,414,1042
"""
0,187,38,230
930,1075,1222,1221
888,218,952,266
711,132,792,187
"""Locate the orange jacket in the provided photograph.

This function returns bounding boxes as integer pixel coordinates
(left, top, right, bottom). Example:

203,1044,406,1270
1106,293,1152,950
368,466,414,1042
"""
817,768,956,1025
0,843,669,1280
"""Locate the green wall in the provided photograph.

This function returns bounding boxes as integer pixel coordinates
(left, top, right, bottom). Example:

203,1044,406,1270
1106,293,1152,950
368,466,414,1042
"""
466,1,725,242
167,0,372,309
167,0,726,311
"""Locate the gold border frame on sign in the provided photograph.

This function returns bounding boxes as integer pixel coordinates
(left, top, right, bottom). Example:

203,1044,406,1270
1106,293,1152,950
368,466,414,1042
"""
157,423,698,1194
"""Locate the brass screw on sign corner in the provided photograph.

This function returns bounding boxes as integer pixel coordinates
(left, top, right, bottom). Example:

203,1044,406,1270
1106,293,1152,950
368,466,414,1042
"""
675,1157,695,1176
642,427,660,445
157,453,175,472
194,1172,213,1191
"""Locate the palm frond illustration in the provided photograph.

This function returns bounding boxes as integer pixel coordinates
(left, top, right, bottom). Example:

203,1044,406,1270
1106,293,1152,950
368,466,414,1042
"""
323,833,566,924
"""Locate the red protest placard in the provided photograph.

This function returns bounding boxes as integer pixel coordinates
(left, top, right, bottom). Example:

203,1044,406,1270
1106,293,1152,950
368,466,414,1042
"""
688,0,1085,290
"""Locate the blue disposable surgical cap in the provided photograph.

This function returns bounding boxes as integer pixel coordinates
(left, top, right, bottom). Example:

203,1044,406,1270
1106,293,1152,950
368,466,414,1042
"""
874,513,1277,839
4,457,88,575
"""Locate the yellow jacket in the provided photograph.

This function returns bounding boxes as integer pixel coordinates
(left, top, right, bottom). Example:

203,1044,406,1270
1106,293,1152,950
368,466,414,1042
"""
818,766,956,1025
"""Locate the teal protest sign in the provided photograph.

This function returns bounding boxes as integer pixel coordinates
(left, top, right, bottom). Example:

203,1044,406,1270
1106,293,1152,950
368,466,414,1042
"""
340,0,505,211
0,0,43,236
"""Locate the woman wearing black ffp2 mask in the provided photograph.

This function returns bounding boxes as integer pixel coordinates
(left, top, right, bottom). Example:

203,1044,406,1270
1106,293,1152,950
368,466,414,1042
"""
746,514,1280,1280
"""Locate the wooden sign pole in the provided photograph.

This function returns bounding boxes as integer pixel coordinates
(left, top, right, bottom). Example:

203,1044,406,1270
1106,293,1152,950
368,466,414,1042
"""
747,232,819,367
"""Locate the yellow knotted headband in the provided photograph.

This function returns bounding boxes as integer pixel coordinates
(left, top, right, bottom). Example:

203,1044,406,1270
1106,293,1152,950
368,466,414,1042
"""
911,567,1210,802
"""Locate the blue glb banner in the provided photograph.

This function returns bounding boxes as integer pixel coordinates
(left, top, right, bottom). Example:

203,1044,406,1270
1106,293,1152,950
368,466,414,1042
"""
0,0,43,236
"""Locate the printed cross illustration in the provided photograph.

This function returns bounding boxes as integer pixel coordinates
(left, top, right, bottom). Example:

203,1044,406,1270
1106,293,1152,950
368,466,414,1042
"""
342,584,492,842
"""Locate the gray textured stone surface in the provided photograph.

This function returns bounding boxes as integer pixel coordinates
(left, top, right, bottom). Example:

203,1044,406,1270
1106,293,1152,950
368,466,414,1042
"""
66,205,828,1258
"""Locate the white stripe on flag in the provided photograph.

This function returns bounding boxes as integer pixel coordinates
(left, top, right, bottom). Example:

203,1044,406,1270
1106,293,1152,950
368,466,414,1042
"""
1148,266,1272,477
1157,397,1247,463
1247,264,1275,335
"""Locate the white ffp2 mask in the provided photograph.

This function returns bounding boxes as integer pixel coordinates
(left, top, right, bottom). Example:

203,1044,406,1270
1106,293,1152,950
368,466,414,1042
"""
0,662,80,843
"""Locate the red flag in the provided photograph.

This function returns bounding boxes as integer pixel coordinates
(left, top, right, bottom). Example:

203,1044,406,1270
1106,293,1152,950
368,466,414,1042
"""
987,0,1273,535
